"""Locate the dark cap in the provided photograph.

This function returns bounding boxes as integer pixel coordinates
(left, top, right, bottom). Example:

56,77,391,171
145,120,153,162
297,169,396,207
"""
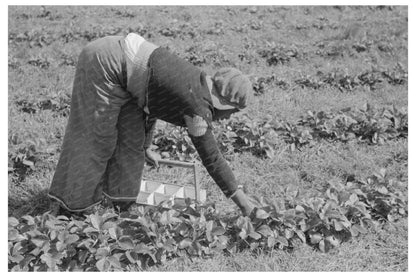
211,68,253,110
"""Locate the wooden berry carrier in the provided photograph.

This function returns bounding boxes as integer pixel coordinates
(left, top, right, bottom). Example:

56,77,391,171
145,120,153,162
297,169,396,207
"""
136,160,206,207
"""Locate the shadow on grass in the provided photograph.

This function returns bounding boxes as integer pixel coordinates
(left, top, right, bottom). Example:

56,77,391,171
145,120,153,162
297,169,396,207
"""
8,188,51,218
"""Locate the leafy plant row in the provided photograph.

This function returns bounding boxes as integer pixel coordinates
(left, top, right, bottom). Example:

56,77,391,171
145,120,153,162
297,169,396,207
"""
8,168,407,271
252,64,407,95
258,42,301,66
278,104,407,149
293,65,407,91
7,104,407,180
150,104,407,161
8,22,200,49
15,97,70,116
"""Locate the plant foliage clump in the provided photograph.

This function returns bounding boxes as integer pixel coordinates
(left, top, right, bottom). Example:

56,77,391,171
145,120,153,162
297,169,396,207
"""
149,105,407,161
8,168,406,271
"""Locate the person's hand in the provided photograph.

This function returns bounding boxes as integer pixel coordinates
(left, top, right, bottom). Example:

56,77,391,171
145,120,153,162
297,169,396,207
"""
145,148,161,168
230,189,258,217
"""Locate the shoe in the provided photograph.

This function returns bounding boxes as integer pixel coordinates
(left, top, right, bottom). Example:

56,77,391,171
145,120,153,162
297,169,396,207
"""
49,200,89,219
112,201,136,212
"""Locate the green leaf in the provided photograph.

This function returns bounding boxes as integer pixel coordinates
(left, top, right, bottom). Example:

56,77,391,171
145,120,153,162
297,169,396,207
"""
283,229,293,239
18,255,35,269
377,186,389,195
22,160,35,169
66,234,79,245
8,229,20,241
9,253,24,264
325,209,342,220
206,221,213,242
254,209,270,219
206,220,214,233
96,258,109,272
267,236,276,248
239,228,248,240
379,168,387,178
348,193,359,204
309,198,325,211
308,231,322,244
78,250,90,264
354,201,369,215
295,205,305,213
179,238,193,249
118,237,134,250
334,220,345,231
56,215,69,221
50,230,58,241
275,235,289,247
22,215,35,225
102,221,117,231
248,231,262,240
56,241,66,252
108,227,118,240
95,248,110,260
40,252,64,269
89,214,102,230
163,239,176,252
351,224,367,235
31,238,47,248
8,217,19,227
286,184,299,198
350,225,359,237
256,224,273,237
83,227,99,234
217,235,228,246
102,212,119,223
325,235,340,247
159,211,169,225
175,222,189,236
299,220,309,232
107,255,122,269
125,250,138,264
295,230,306,243
212,226,226,236
318,239,327,252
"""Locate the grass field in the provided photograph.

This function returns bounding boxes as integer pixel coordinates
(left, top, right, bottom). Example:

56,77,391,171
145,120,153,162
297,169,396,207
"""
8,6,408,271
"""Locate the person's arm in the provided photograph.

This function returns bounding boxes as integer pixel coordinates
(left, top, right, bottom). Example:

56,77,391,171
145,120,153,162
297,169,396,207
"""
190,127,239,197
144,117,157,149
144,117,160,167
185,114,256,215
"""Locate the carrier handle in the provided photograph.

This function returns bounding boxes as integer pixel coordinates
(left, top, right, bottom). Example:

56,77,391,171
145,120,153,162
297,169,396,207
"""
157,159,200,202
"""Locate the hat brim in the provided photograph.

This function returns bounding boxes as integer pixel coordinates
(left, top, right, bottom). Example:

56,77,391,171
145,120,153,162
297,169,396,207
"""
210,90,240,110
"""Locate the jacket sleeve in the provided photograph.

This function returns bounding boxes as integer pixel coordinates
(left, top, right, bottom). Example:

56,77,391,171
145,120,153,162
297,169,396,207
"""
143,117,157,149
189,127,239,198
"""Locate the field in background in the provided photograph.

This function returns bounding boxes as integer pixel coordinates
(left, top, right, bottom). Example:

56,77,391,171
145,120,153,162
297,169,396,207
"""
8,6,407,271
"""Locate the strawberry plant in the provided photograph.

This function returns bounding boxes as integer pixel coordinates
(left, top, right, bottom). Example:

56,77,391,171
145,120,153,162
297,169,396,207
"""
150,104,407,161
280,104,408,147
206,22,224,36
152,126,197,161
294,66,406,92
112,8,136,18
8,169,407,271
214,114,278,159
183,46,206,66
15,93,70,117
159,24,197,39
8,131,57,181
9,29,54,48
28,56,51,69
258,43,300,66
252,75,289,95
